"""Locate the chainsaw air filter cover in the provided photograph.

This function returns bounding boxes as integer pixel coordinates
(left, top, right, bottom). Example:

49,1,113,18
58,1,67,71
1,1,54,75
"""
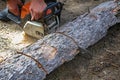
23,21,44,39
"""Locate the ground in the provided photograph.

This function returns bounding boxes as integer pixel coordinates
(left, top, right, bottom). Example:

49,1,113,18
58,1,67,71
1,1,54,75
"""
0,0,120,80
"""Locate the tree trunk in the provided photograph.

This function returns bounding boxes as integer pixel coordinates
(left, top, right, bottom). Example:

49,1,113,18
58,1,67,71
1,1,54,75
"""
0,1,119,80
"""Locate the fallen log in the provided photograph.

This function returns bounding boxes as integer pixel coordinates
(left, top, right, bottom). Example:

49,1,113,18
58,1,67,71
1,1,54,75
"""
0,1,119,80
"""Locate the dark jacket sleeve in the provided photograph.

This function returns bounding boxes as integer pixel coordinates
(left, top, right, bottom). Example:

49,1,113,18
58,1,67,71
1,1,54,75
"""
44,0,56,4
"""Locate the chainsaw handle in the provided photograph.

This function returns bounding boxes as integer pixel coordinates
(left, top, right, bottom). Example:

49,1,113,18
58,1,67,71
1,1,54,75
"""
21,0,25,4
43,2,63,19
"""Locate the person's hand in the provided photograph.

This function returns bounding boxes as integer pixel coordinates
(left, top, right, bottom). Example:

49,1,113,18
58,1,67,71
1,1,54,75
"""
29,0,47,20
7,0,23,16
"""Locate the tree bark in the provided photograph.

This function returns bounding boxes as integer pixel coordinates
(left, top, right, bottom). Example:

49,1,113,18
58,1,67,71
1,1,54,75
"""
0,1,119,80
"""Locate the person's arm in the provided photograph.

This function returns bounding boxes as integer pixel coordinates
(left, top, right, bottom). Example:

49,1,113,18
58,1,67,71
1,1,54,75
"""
7,0,47,20
29,0,47,20
7,0,23,16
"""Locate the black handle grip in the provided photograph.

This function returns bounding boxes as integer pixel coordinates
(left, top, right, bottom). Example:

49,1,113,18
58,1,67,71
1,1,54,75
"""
21,0,25,4
43,2,63,19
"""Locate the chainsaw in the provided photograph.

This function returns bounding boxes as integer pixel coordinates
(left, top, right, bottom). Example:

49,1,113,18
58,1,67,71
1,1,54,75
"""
7,1,63,39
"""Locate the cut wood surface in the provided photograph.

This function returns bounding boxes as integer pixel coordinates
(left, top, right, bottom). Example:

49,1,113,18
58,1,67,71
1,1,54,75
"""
0,1,119,80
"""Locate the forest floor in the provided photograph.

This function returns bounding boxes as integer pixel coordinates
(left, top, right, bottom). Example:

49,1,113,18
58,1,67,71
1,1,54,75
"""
0,0,120,80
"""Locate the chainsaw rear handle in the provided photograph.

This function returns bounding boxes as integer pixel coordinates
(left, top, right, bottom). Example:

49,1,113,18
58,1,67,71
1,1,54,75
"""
43,2,63,19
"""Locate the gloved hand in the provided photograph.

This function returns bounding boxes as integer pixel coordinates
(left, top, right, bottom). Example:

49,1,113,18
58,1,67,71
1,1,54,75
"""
29,0,47,20
7,0,23,16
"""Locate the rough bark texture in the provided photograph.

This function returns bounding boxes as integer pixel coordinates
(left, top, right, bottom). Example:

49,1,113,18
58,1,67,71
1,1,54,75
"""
0,1,119,80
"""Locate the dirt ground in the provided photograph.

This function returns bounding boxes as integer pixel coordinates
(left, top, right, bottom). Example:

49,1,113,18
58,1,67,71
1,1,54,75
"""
0,0,120,80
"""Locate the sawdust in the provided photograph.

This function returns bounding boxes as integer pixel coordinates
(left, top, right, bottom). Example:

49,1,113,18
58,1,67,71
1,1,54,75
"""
0,20,37,59
0,56,4,63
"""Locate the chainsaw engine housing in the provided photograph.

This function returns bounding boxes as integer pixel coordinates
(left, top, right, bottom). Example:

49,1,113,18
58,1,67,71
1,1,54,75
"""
23,2,63,39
